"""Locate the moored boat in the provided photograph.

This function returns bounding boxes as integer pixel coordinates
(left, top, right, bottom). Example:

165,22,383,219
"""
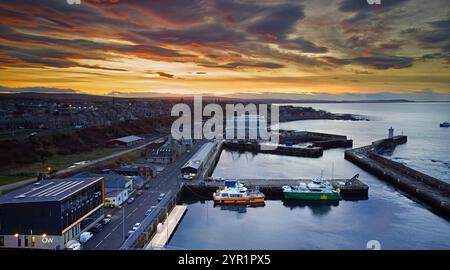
282,178,341,200
440,121,449,127
213,180,265,205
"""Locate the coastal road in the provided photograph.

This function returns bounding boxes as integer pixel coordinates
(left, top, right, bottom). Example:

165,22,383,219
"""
0,135,167,193
83,141,205,250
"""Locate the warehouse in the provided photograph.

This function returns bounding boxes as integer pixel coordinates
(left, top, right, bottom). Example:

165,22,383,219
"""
106,135,144,147
181,142,216,178
0,177,105,250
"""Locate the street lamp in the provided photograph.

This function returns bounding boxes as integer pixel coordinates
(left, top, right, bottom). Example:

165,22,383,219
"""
42,233,47,238
14,233,19,238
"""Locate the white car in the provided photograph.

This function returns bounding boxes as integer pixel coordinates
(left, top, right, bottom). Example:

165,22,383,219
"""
132,222,141,231
214,177,225,182
79,232,93,243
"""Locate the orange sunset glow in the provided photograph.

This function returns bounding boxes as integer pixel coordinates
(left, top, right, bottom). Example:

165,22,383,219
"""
0,0,449,99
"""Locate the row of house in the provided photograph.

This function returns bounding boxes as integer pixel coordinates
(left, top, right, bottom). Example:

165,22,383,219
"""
147,138,192,164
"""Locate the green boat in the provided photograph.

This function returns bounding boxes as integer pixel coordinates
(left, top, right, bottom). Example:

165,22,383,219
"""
282,178,341,200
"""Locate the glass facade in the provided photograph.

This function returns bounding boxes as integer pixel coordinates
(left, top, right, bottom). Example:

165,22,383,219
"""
60,181,103,232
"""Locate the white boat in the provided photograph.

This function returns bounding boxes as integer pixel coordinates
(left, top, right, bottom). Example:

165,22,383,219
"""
213,180,265,205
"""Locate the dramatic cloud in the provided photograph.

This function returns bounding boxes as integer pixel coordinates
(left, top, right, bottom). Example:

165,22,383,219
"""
0,0,448,96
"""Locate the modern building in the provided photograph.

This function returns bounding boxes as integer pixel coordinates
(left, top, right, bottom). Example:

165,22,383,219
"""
181,142,216,178
106,135,145,147
0,177,104,249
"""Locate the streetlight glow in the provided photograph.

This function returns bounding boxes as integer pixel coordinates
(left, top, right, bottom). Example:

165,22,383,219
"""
14,233,19,237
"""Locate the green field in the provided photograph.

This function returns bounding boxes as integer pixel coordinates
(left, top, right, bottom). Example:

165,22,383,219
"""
0,175,32,186
0,129,37,139
0,147,122,186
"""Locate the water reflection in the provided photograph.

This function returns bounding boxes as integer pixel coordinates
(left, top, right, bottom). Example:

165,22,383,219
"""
282,199,339,216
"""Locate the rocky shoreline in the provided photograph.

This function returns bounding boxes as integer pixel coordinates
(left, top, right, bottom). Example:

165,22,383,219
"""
278,105,369,122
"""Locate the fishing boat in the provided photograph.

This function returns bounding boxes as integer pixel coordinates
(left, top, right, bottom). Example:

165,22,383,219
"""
213,180,265,205
440,121,449,127
282,178,341,201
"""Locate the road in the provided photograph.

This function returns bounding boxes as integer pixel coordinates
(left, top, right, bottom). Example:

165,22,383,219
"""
0,135,166,192
83,141,204,250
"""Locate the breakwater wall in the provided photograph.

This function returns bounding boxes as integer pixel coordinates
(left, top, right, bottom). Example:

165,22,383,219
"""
345,135,450,218
223,142,323,158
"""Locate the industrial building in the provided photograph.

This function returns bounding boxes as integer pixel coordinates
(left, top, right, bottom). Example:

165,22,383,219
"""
181,142,216,178
106,135,144,147
0,177,105,249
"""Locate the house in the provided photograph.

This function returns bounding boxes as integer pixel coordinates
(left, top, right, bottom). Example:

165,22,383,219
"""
106,135,145,147
147,138,185,164
104,188,129,207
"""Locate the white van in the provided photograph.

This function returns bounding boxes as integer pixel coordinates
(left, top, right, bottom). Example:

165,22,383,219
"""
79,232,93,243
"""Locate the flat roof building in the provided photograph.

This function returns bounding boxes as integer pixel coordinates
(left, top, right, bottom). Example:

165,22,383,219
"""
181,142,216,177
106,135,144,147
0,177,105,249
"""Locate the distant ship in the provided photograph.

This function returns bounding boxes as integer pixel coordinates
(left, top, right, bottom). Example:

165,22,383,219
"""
213,180,265,205
282,178,341,200
440,121,449,127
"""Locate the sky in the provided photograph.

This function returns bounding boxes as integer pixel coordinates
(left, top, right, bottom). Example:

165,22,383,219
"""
0,0,449,100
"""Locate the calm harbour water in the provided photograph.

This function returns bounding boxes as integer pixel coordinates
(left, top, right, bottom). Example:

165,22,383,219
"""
169,103,450,250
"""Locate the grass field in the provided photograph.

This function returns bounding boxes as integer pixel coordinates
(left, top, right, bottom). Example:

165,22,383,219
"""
0,147,122,186
0,129,37,139
0,175,32,186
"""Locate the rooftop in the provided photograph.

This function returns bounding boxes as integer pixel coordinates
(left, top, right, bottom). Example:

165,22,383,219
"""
0,177,102,204
110,135,144,143
182,142,215,170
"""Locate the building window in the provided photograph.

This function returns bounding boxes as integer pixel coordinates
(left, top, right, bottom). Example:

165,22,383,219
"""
17,237,21,247
0,236,4,247
24,236,29,247
31,236,36,247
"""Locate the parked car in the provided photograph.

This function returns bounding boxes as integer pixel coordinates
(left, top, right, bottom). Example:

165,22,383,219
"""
102,217,111,225
136,190,144,196
106,214,113,219
157,193,166,202
144,206,157,217
127,197,135,204
182,174,193,180
66,241,81,250
144,184,151,190
126,230,134,239
79,232,93,243
132,222,141,231
214,177,225,182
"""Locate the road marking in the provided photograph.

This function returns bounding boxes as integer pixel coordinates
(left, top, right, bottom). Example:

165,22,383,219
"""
95,240,104,248
105,232,112,239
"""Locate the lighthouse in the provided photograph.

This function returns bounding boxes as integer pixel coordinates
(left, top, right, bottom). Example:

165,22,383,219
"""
388,126,394,138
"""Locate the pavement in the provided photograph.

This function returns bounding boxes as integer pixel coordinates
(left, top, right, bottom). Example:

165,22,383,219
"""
83,141,204,250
